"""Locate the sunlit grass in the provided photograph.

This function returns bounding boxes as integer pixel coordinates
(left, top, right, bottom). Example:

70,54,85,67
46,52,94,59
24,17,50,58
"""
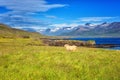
0,38,120,80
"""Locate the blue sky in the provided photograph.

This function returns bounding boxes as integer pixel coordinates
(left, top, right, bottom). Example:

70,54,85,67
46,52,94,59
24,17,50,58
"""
0,0,120,29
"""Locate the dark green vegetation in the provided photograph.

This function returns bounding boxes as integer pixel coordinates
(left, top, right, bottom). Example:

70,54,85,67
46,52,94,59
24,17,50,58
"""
0,38,120,80
0,24,44,38
43,39,96,47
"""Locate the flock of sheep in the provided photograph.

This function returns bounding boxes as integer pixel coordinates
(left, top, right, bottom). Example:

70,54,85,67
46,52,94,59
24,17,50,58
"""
64,44,77,51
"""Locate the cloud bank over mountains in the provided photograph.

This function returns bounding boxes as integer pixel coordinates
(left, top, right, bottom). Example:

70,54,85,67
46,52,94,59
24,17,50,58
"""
76,17,116,22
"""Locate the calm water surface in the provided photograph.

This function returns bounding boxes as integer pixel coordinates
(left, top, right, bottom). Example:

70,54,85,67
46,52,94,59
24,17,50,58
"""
69,37,120,50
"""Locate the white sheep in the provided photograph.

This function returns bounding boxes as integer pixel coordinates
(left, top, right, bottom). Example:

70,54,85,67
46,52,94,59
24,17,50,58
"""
64,44,77,51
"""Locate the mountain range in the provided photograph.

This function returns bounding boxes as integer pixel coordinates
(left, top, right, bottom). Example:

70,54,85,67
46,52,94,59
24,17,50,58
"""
5,22,120,37
35,22,120,37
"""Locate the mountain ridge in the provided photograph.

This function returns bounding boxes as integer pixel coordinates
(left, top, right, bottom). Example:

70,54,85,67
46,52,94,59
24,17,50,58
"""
38,22,120,37
6,22,120,37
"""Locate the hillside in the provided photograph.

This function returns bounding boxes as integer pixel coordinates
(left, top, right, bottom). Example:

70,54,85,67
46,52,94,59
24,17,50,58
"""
0,23,44,38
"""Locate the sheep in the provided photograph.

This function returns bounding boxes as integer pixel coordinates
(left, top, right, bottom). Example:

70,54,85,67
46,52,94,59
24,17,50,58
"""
64,44,77,51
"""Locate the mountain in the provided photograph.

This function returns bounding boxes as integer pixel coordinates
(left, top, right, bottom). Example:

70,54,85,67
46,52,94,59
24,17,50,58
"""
62,22,120,37
83,22,120,36
21,28,37,32
38,23,96,36
38,22,120,37
39,27,75,36
0,23,43,38
63,25,91,36
11,22,120,37
15,24,94,36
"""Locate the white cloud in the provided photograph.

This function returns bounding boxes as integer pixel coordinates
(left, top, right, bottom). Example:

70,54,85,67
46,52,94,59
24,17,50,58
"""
0,0,67,28
0,12,50,27
74,17,117,22
50,23,80,28
0,0,67,12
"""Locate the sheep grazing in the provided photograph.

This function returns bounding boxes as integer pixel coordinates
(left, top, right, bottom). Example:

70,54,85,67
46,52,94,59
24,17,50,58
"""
64,44,77,51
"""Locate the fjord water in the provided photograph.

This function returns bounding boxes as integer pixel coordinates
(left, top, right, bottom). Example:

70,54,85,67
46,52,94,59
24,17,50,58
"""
70,37,120,50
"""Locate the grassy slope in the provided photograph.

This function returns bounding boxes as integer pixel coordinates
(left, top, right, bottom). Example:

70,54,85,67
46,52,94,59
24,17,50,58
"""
0,38,120,80
0,24,45,38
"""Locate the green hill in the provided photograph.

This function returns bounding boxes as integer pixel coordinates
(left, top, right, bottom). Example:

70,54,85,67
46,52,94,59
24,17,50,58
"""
0,23,44,38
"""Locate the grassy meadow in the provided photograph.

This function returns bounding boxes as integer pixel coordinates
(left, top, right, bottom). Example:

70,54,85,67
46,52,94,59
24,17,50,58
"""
0,38,120,80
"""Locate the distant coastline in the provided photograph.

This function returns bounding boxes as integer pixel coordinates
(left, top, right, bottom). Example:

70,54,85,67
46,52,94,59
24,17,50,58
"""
67,37,120,50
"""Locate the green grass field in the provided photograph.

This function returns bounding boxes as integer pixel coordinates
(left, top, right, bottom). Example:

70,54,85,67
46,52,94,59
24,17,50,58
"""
0,38,120,80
